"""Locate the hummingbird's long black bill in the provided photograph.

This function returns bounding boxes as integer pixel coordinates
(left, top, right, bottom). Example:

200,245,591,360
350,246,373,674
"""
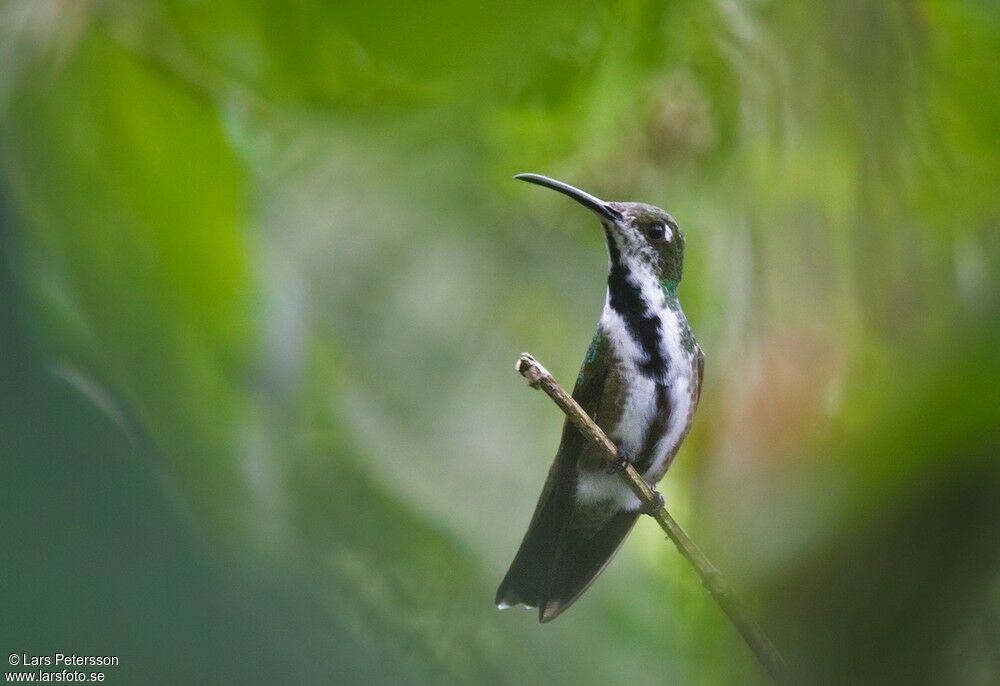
515,173,622,222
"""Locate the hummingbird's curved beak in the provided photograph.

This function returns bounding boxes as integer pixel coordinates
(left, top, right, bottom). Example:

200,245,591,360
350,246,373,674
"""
515,173,622,222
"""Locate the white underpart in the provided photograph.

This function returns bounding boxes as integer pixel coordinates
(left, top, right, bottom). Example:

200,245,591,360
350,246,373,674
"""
575,230,695,512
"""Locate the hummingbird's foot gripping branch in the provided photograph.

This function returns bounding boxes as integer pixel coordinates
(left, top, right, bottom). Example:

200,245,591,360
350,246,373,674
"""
514,351,789,684
642,489,666,516
605,449,634,474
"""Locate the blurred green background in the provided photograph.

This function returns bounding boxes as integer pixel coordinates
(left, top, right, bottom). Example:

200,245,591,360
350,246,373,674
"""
1,1,997,684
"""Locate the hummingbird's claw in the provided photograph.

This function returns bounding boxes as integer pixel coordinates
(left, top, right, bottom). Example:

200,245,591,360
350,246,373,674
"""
605,449,633,474
642,490,665,516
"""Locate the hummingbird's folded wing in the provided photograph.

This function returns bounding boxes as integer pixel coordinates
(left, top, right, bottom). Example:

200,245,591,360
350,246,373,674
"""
532,328,616,520
496,328,618,615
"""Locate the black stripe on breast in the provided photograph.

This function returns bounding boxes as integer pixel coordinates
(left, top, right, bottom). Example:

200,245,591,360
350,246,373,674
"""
636,383,672,473
605,229,668,379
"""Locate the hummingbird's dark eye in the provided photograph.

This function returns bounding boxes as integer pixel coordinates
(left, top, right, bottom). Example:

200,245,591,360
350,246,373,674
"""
648,223,666,240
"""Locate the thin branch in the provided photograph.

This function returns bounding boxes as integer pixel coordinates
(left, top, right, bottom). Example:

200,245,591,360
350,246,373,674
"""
515,352,789,684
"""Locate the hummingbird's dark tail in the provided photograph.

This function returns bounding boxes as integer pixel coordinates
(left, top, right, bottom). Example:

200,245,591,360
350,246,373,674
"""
495,489,638,622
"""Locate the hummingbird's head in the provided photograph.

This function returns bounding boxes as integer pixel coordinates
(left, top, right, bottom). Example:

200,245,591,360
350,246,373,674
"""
515,173,684,288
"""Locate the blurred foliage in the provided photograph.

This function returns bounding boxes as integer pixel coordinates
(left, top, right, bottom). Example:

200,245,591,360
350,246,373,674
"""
1,1,997,684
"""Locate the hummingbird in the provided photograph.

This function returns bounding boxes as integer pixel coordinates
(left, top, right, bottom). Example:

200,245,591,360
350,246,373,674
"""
496,173,704,622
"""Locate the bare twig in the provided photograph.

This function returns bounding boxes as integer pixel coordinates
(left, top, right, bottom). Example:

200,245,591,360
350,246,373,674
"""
515,352,788,684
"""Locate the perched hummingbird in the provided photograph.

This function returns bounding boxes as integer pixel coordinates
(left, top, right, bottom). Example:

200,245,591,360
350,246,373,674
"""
497,174,704,622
